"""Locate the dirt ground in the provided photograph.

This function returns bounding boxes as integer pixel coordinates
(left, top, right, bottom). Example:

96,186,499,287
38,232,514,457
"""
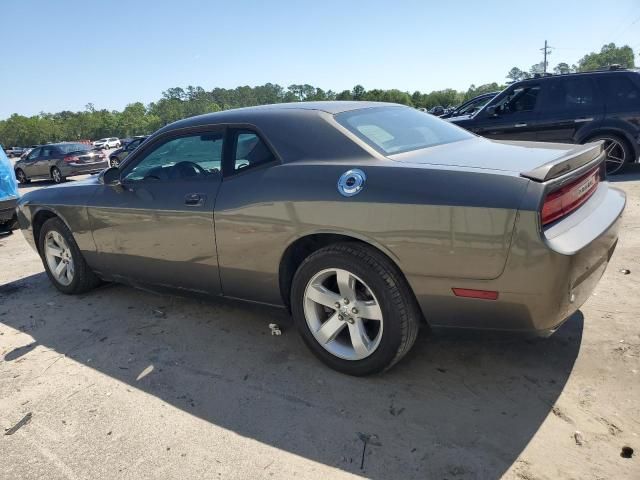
1,167,639,480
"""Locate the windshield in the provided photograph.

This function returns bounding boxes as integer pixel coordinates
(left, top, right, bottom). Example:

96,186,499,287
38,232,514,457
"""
58,143,91,154
336,106,473,155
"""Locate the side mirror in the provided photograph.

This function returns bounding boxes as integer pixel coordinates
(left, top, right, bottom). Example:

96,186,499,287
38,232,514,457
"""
102,166,121,186
485,106,498,117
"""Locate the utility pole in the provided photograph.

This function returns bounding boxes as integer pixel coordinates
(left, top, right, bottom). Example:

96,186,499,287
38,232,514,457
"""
540,40,553,73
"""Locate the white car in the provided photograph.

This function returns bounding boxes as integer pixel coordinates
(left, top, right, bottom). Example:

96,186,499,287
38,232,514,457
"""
92,137,121,150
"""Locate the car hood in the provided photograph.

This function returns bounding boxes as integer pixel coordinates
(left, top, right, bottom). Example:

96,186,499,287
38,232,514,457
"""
389,137,591,176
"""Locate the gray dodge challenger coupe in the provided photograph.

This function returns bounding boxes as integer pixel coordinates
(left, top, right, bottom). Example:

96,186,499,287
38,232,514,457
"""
16,102,625,375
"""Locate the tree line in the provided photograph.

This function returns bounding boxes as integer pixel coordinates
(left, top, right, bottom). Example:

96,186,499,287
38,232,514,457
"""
0,42,634,147
506,43,635,82
0,83,501,146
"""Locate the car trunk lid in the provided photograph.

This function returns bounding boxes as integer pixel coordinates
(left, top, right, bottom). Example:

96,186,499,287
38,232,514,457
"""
389,137,604,180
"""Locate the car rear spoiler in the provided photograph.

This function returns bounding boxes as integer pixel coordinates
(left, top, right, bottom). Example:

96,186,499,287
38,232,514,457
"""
520,141,604,182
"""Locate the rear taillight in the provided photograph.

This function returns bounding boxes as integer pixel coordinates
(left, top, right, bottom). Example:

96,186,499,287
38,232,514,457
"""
541,167,600,226
63,155,79,163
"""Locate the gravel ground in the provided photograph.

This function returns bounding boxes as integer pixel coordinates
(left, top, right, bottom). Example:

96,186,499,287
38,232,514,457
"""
1,165,639,479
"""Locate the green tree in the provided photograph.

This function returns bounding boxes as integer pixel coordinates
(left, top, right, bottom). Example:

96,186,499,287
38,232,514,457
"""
577,43,635,71
506,67,529,82
553,62,572,74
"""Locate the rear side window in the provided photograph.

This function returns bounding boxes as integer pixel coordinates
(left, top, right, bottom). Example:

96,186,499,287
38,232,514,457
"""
543,77,598,112
335,106,473,155
230,131,276,172
597,74,640,108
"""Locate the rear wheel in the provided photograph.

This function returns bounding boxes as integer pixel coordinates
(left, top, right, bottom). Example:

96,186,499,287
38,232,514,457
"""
110,157,120,168
291,243,421,376
15,168,30,184
51,167,65,183
586,134,632,175
39,217,100,294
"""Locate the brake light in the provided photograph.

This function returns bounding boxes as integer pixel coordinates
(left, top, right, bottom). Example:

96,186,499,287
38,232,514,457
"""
541,167,600,226
64,155,79,163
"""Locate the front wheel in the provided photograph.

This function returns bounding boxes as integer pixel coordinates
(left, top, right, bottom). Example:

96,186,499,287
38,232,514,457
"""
110,158,120,168
39,217,100,294
291,243,421,376
15,168,30,184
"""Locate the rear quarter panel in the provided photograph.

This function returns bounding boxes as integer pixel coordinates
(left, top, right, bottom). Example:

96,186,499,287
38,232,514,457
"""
214,160,529,305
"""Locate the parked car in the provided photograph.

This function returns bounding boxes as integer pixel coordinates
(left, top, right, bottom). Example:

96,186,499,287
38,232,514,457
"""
16,102,624,375
441,91,500,119
0,146,19,232
5,146,25,158
109,136,148,167
92,137,121,150
450,68,640,174
428,105,446,116
14,142,108,184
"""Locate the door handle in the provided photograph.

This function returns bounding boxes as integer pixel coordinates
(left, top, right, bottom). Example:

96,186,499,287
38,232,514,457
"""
184,193,206,207
514,123,528,128
574,117,594,123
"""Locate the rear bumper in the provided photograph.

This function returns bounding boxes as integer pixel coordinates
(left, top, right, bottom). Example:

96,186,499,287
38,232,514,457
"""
59,160,109,177
408,183,625,333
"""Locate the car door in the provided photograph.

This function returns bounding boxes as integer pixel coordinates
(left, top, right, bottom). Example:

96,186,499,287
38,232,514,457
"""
534,76,604,143
213,128,282,304
21,147,41,177
465,83,543,141
87,128,225,294
35,145,57,177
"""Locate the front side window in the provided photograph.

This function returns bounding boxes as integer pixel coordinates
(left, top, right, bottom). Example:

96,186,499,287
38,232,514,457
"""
40,146,56,158
336,106,473,155
231,131,275,172
494,85,541,114
27,148,41,160
124,133,223,182
126,139,143,151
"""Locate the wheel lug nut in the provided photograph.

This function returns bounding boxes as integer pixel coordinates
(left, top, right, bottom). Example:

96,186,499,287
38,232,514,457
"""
351,307,358,314
338,315,344,321
347,317,355,324
343,298,349,305
334,302,341,309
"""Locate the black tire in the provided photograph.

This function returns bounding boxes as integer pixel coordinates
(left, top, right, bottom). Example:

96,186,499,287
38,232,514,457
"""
51,167,65,183
38,217,100,294
585,134,633,175
291,242,421,376
15,168,30,184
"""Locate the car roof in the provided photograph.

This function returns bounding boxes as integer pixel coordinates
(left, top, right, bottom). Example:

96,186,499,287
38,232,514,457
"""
513,68,639,86
164,101,403,131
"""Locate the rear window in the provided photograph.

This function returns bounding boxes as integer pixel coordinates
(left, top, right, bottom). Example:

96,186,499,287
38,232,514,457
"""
58,143,90,154
335,106,473,155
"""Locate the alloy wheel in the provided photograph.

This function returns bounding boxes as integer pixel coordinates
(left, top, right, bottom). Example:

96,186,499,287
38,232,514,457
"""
52,168,62,183
601,138,626,175
44,230,74,286
303,268,384,361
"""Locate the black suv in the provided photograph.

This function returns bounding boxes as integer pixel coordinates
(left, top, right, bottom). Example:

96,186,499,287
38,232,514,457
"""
450,68,640,174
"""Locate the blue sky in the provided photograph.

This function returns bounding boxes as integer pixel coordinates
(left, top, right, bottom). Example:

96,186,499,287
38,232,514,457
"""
1,0,639,118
